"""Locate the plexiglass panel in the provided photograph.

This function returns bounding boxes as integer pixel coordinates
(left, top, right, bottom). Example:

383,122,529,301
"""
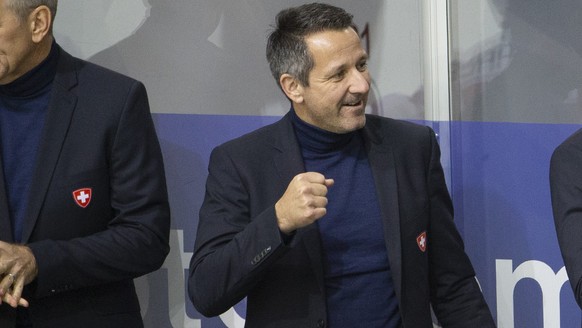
449,1,582,326
450,0,582,123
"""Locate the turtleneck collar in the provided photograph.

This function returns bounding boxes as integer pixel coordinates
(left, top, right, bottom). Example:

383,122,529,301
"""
0,40,59,98
290,107,357,153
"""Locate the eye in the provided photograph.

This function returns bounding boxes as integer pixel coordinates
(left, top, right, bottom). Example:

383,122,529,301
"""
332,70,346,81
357,61,368,72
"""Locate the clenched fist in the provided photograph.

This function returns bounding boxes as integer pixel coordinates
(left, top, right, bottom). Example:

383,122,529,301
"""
275,172,334,234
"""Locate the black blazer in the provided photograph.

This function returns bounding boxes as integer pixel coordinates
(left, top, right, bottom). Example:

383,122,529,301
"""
550,128,582,308
189,113,494,327
0,47,170,328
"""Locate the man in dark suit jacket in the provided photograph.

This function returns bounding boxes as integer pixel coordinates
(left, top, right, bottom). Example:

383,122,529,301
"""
189,3,494,327
0,1,170,327
550,129,582,308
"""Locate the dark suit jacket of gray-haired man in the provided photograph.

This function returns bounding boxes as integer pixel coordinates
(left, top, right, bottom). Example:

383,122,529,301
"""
0,1,170,327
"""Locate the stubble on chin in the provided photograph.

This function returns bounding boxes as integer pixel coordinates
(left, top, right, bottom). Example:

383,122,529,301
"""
335,112,366,134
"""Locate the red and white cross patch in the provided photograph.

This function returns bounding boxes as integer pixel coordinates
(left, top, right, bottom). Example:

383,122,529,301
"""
72,188,92,208
416,231,427,252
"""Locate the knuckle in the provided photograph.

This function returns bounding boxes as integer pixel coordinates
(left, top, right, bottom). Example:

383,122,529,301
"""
299,194,312,206
303,208,315,219
294,174,306,183
297,184,308,194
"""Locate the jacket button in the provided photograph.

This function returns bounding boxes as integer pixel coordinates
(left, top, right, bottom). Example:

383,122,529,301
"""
251,254,261,265
317,319,326,327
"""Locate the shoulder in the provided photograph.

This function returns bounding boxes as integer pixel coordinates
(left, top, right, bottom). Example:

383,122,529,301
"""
55,47,143,93
554,129,582,153
367,113,431,132
365,114,434,144
217,115,291,152
552,128,582,165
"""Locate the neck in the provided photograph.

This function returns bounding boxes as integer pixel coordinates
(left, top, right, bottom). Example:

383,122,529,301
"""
2,36,53,85
0,39,58,97
26,36,53,72
290,108,355,153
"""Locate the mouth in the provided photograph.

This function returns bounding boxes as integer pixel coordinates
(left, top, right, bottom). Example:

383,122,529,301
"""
342,99,365,109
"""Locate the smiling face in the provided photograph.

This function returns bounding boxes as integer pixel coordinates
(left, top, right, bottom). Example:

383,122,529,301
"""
291,27,370,134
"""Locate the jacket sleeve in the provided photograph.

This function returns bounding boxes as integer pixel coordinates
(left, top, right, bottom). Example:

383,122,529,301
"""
423,127,496,327
188,144,291,317
550,132,582,308
28,81,170,298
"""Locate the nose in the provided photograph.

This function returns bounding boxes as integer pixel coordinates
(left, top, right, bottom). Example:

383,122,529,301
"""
349,69,370,94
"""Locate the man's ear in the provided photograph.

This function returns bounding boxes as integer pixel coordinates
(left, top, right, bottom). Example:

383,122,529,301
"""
279,73,304,104
29,6,52,43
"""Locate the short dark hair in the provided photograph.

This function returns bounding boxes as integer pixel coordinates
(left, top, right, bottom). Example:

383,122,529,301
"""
266,3,356,88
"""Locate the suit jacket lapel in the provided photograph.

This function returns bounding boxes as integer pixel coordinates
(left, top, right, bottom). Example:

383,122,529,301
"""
271,114,304,185
362,119,403,302
21,49,78,243
271,114,326,293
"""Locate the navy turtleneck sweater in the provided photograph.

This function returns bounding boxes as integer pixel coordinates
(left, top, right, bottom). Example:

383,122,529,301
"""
290,109,401,327
0,42,59,243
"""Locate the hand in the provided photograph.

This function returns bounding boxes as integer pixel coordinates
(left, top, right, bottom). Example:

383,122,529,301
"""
0,241,38,308
275,172,334,234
